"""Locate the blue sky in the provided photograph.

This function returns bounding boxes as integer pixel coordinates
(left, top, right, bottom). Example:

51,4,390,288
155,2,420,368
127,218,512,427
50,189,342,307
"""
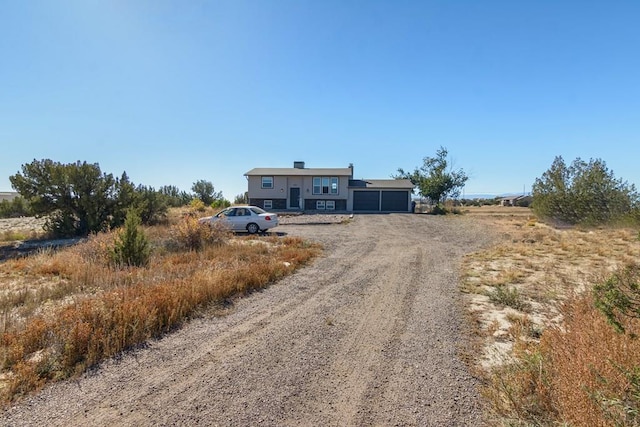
1,0,639,199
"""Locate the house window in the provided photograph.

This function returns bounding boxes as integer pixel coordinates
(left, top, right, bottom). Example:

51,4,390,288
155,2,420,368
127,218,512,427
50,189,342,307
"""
316,200,325,210
326,200,335,210
261,176,273,189
263,200,273,209
312,177,339,195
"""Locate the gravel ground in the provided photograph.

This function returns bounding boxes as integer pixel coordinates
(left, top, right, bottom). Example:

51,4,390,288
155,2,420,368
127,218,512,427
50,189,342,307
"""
1,213,494,426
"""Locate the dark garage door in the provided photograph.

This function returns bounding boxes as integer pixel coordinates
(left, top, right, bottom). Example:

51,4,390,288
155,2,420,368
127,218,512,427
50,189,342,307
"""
353,191,380,211
381,191,409,212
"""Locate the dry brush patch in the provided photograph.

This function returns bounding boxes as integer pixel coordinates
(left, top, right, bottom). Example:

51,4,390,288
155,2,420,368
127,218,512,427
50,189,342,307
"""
0,220,320,403
461,207,640,425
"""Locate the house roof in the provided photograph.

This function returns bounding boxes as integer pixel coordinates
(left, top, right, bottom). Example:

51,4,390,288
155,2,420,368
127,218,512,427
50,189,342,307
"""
245,167,353,176
348,179,414,189
499,195,527,201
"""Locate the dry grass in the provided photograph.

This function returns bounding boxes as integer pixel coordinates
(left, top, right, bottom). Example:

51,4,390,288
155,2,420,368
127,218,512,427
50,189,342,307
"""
461,206,640,425
0,230,35,243
0,216,320,403
542,294,640,426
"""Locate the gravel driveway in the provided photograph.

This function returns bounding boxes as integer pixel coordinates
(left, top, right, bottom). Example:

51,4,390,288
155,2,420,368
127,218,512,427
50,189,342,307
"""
2,214,494,426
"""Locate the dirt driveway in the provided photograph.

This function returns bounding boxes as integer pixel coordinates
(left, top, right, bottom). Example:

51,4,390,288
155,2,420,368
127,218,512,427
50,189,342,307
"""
2,214,494,426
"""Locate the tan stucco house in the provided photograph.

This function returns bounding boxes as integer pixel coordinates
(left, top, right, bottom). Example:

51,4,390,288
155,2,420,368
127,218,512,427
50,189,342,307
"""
244,162,414,212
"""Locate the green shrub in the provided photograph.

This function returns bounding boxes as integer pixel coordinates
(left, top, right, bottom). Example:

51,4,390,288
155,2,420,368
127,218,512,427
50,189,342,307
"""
0,197,33,218
110,210,150,267
532,156,638,226
133,185,168,225
10,159,172,236
211,199,231,209
488,285,530,311
593,264,640,334
159,185,192,207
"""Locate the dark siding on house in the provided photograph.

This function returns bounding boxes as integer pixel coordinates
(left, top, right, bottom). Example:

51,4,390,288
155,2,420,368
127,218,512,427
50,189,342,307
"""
249,198,287,210
304,199,347,210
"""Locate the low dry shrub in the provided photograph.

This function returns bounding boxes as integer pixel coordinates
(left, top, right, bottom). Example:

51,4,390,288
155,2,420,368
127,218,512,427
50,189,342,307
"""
71,231,116,265
483,344,556,425
170,217,230,251
5,360,46,401
0,230,320,403
189,198,206,212
487,291,640,426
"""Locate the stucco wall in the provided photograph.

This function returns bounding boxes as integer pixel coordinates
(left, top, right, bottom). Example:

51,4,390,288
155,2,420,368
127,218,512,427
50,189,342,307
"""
248,175,350,207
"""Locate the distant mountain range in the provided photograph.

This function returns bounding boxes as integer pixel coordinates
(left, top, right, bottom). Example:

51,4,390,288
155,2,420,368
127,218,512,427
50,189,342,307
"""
464,193,530,199
412,193,530,201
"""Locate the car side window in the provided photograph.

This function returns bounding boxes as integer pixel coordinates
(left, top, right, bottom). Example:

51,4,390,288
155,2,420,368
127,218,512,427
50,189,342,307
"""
226,209,236,217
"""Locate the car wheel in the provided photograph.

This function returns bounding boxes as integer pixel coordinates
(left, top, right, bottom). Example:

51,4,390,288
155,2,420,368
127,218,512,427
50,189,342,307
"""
247,223,259,234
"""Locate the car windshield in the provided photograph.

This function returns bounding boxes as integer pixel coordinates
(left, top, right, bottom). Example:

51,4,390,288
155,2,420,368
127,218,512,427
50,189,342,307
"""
250,207,266,214
217,208,234,217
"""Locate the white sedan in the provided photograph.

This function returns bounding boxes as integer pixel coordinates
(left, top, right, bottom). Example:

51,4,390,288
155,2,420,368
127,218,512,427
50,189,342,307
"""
199,206,279,234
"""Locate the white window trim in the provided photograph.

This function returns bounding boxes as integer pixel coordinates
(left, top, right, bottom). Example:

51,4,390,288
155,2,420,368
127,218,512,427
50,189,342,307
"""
316,200,325,210
261,176,273,189
312,176,339,195
326,200,335,210
263,200,273,209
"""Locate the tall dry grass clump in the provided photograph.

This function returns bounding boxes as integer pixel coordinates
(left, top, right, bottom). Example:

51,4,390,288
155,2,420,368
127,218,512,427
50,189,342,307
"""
483,339,556,425
541,291,640,426
0,221,320,403
486,275,640,426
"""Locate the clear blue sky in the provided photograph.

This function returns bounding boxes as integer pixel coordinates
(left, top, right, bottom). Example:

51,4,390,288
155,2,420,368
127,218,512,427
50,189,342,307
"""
1,0,639,199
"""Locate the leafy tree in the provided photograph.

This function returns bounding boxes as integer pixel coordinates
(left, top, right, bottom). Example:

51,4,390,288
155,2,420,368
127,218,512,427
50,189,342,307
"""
10,159,117,236
133,185,168,225
110,209,150,268
211,198,231,209
395,146,468,207
234,192,248,205
532,156,638,225
112,172,137,227
191,180,222,206
110,175,168,226
9,159,171,236
159,185,192,207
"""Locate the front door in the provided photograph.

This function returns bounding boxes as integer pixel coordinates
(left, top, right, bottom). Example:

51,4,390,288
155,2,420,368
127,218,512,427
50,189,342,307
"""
289,187,300,209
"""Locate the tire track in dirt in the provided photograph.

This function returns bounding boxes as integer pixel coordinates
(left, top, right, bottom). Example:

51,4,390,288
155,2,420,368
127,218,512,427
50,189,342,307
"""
2,214,493,427
73,225,381,426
